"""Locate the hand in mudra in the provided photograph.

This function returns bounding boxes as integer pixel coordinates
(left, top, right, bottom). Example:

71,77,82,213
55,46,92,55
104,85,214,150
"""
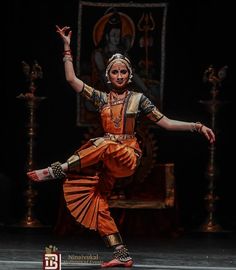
56,25,72,45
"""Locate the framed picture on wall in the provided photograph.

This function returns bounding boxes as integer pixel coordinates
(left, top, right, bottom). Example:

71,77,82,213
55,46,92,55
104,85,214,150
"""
76,1,168,126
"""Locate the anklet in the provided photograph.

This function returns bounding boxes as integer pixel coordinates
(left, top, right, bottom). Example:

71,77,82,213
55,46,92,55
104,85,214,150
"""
51,161,66,179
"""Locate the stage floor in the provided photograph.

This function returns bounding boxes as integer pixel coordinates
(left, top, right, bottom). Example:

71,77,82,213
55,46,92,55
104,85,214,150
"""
0,226,235,270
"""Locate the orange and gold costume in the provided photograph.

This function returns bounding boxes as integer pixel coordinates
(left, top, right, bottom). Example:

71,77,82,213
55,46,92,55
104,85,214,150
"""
63,83,163,246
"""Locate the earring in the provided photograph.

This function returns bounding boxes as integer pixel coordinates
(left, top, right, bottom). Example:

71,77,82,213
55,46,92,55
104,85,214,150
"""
105,72,111,83
128,74,133,83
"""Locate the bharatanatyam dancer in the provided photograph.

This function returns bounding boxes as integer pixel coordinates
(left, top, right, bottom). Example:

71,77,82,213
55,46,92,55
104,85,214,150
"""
27,25,215,268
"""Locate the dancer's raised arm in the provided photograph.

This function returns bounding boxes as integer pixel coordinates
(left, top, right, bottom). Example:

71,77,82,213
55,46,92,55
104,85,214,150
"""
56,25,84,93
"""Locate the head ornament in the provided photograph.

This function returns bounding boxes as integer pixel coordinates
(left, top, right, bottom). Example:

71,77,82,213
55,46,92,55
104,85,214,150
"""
105,53,133,83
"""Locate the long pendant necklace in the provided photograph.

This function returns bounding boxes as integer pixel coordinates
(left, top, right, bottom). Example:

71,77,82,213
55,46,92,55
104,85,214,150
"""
109,91,129,129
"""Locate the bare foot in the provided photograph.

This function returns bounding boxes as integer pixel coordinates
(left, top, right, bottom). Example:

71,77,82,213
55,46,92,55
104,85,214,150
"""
27,168,53,182
101,258,133,268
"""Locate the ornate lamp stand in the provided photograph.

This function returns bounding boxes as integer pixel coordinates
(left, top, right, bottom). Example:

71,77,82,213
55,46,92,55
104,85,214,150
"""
199,65,227,232
17,61,46,227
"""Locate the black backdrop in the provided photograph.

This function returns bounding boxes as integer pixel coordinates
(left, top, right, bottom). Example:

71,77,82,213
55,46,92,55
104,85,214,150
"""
1,0,234,231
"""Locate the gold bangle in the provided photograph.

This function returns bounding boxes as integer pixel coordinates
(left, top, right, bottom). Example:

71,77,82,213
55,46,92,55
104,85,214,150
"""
194,122,204,133
191,122,203,132
199,124,204,133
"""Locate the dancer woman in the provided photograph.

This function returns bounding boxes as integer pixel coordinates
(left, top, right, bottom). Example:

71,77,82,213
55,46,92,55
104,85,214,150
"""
27,25,215,268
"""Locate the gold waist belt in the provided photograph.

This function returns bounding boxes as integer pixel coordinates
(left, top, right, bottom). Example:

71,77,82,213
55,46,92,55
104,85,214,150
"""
104,133,135,141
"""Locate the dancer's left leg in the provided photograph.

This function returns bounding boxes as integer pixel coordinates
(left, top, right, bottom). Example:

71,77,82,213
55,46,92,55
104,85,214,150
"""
98,198,133,268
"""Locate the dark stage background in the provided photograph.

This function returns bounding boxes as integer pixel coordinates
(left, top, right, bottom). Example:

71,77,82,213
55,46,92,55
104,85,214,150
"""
1,0,234,233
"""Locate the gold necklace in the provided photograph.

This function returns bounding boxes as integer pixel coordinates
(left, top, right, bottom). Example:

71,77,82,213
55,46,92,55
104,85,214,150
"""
109,91,129,128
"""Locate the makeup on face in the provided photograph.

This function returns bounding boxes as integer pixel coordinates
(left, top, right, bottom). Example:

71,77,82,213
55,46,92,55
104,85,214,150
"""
108,62,129,90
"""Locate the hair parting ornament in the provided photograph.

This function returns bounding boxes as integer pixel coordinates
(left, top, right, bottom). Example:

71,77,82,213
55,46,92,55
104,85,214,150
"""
105,53,133,83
